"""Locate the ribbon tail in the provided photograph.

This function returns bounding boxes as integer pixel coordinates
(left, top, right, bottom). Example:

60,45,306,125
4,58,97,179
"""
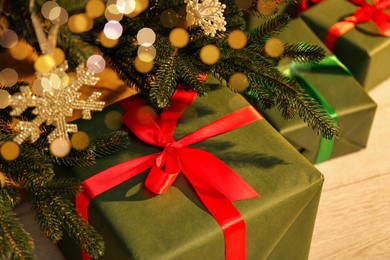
325,20,356,51
182,166,247,260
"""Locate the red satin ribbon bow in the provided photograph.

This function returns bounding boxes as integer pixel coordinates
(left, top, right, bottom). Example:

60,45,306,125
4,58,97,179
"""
325,0,390,51
76,90,263,260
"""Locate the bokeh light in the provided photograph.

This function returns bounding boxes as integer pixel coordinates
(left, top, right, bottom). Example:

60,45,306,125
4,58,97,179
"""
116,0,136,14
200,44,220,65
136,105,158,125
99,31,119,48
278,57,293,67
228,30,247,50
87,54,106,74
34,54,56,73
257,0,278,15
265,37,285,58
137,45,156,62
50,138,71,158
234,0,253,9
52,47,65,66
104,110,123,129
0,89,11,109
125,0,149,18
105,4,124,21
137,28,156,47
71,131,90,151
134,56,154,73
104,20,123,40
229,73,249,93
9,40,29,60
41,1,60,20
169,28,189,48
54,8,69,26
0,29,18,49
160,9,179,28
86,0,106,18
32,79,44,96
1,141,20,161
68,13,94,33
0,68,18,87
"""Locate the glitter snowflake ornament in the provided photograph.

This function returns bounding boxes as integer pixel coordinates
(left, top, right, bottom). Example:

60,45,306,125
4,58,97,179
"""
8,62,105,144
185,0,227,37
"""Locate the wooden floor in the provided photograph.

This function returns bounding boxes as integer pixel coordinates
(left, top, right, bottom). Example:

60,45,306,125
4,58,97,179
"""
309,79,390,260
14,79,390,259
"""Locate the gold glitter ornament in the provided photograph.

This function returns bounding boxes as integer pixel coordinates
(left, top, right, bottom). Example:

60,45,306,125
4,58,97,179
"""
7,62,105,144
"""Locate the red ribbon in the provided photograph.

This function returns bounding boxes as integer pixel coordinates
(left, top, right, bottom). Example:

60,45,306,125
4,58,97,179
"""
296,0,323,15
325,0,390,51
76,90,264,260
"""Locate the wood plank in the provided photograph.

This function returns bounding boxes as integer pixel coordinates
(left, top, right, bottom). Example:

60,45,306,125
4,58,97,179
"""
309,173,390,259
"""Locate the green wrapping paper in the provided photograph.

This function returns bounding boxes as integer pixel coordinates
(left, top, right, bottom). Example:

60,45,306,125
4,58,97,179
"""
255,18,377,164
300,0,390,90
57,86,324,259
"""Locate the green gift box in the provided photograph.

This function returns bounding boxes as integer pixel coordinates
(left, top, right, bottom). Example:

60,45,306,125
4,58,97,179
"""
300,0,390,90
57,86,324,259
255,18,377,164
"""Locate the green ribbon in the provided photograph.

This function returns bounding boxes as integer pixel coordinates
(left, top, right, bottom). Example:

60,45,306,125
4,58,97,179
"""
283,56,352,163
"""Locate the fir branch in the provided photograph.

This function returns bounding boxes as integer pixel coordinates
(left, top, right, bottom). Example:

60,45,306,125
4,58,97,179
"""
0,192,35,260
90,131,130,158
281,42,326,63
247,14,290,47
149,50,178,108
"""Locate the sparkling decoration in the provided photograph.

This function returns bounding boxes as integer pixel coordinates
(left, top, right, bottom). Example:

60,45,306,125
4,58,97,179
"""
169,28,189,48
265,37,285,58
86,0,106,18
160,9,179,28
87,54,106,74
0,141,20,161
137,28,156,47
104,110,122,129
41,1,61,21
104,21,123,40
68,13,94,33
234,0,252,9
99,31,119,48
200,44,220,65
9,40,29,60
184,0,227,37
50,138,71,158
7,62,105,144
229,73,248,92
0,29,18,48
134,56,154,73
71,131,90,151
0,172,5,188
0,89,11,109
34,54,56,73
116,0,136,14
137,45,156,62
105,4,124,21
0,68,18,87
228,30,247,50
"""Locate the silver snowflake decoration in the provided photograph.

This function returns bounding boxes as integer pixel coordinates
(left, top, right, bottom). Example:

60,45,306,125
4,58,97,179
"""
185,0,227,37
9,62,105,144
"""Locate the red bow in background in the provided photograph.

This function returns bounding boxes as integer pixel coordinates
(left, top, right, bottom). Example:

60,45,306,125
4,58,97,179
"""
325,0,390,51
76,90,264,260
296,0,324,14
